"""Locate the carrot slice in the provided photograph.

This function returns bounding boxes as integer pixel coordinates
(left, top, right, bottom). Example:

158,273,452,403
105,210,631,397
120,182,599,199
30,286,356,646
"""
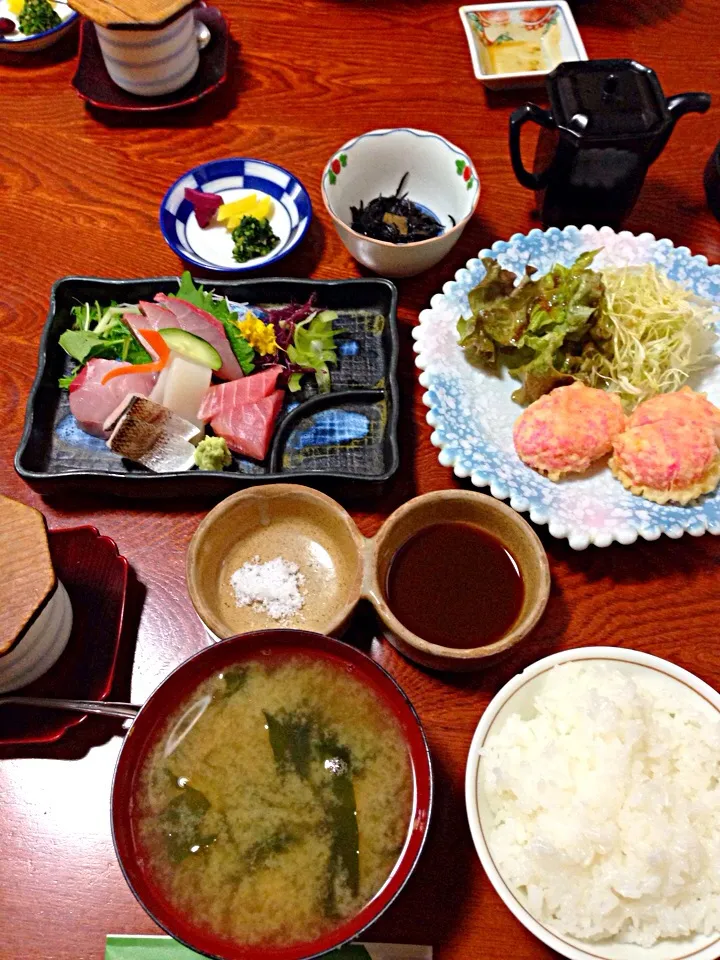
101,329,171,385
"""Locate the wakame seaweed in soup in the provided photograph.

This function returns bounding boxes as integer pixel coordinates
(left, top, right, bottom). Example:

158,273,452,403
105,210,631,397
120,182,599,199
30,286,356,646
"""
135,656,414,947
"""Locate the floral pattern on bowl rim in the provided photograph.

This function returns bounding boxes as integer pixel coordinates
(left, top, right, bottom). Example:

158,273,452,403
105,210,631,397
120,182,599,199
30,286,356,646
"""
322,128,477,200
413,225,720,549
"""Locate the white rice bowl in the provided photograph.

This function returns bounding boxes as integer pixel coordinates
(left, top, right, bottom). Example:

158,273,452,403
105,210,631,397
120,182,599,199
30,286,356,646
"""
465,647,720,960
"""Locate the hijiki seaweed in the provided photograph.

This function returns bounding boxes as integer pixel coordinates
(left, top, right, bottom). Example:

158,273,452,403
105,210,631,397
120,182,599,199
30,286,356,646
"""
350,173,447,244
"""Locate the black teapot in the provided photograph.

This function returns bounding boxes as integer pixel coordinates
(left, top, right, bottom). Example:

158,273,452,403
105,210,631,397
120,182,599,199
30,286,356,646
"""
509,59,711,229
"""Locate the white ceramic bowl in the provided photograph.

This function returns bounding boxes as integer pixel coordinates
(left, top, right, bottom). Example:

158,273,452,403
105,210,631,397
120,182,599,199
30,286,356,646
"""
465,646,720,960
0,580,72,693
322,128,480,278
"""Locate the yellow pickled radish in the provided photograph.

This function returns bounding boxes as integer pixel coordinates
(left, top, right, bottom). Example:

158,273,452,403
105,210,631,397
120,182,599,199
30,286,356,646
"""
217,194,274,232
217,194,258,223
8,0,25,14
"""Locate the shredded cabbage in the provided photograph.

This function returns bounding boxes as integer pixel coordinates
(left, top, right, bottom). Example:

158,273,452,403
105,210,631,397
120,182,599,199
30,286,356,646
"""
577,265,719,409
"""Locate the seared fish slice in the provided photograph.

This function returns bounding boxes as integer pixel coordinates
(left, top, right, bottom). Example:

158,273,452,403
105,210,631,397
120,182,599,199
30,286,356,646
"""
105,394,202,473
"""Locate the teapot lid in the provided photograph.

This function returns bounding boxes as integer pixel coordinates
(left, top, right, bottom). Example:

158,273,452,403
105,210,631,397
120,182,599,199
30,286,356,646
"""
548,59,668,139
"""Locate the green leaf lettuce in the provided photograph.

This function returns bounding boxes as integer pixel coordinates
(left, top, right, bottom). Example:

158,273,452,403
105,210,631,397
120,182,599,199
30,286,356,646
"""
457,251,604,404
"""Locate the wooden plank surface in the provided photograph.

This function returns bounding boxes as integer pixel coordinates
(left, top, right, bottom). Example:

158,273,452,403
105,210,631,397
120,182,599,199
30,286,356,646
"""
67,0,191,27
2,1,720,958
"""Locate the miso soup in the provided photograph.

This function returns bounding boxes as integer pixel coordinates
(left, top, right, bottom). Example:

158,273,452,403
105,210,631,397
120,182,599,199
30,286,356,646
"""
134,655,414,947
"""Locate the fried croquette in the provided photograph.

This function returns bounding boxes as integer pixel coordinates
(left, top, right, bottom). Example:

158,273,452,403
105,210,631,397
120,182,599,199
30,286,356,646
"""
610,418,720,504
513,381,627,481
628,387,720,435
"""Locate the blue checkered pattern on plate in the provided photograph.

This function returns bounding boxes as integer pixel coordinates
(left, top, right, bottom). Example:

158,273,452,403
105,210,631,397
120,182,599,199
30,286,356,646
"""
159,158,312,272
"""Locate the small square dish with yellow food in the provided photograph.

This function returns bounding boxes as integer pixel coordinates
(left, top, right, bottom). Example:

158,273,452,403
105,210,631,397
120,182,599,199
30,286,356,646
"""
459,1,587,90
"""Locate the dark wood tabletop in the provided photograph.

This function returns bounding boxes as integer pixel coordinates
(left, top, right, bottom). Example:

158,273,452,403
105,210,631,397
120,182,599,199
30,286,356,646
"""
3,1,720,957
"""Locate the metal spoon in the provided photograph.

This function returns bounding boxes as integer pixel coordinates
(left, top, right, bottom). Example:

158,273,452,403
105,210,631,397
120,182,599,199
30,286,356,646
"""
0,696,140,720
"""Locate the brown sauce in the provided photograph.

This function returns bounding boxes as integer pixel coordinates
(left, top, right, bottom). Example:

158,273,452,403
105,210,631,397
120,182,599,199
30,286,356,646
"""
385,522,524,649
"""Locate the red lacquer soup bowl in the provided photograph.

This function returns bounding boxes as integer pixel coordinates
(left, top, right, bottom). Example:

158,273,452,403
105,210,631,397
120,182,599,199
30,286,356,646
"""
111,630,433,960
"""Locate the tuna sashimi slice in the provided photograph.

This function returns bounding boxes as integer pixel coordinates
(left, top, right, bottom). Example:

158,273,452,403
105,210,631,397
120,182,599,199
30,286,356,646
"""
210,390,284,461
154,293,243,381
68,358,157,438
198,366,283,422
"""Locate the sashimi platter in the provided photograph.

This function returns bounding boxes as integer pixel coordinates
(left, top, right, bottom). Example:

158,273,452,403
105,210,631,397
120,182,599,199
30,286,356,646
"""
16,274,399,495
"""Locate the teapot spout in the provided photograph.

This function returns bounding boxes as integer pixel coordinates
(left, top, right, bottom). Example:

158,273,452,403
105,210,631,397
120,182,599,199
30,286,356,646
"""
666,92,712,122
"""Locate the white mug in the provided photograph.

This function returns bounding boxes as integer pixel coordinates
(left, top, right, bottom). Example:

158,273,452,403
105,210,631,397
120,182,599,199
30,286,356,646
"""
95,9,209,98
0,580,73,694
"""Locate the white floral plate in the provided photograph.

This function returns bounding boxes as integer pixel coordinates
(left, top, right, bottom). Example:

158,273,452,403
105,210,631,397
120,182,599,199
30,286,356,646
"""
413,225,720,549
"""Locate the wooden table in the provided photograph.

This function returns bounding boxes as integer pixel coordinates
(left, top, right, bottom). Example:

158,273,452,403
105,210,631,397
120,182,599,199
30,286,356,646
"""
2,1,720,957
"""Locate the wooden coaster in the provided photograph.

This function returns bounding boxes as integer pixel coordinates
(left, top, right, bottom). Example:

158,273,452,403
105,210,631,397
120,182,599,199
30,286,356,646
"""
67,0,193,28
0,496,56,655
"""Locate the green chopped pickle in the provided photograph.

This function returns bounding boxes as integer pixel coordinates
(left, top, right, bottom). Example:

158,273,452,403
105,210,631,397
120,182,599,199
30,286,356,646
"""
105,936,432,959
231,215,280,264
193,436,232,471
18,0,61,34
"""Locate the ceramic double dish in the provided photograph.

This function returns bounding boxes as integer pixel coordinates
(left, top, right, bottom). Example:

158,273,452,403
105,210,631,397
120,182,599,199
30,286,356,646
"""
466,646,720,960
187,486,550,671
111,629,433,960
414,225,720,549
161,158,312,271
15,276,399,498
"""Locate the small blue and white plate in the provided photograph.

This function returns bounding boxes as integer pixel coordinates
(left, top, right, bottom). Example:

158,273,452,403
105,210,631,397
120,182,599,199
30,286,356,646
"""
159,157,312,272
0,1,78,51
414,225,720,549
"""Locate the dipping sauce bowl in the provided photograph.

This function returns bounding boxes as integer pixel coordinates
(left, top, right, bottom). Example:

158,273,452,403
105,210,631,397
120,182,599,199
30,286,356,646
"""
187,486,550,671
367,490,550,671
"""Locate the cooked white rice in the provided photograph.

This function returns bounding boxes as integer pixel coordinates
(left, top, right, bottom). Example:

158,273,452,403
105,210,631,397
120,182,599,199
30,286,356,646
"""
480,661,720,946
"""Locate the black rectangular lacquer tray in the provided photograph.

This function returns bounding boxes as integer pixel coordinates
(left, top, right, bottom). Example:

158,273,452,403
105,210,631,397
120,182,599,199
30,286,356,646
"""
15,276,400,498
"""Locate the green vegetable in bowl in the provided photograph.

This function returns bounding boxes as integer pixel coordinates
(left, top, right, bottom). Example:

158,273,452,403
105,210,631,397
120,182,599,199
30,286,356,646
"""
194,436,232,471
232,216,280,264
457,251,604,405
19,0,61,35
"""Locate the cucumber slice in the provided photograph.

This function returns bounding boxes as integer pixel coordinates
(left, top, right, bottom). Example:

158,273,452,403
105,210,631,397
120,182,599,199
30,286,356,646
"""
158,328,222,371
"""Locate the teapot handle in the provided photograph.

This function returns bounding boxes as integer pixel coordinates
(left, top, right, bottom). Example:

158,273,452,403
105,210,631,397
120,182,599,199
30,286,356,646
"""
509,104,556,190
666,92,712,120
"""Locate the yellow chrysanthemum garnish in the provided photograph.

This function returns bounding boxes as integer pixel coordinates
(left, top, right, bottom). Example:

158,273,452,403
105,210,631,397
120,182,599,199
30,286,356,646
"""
237,312,277,357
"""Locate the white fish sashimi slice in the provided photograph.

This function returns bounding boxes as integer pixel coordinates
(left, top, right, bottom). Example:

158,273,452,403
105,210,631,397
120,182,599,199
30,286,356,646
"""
150,353,212,428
